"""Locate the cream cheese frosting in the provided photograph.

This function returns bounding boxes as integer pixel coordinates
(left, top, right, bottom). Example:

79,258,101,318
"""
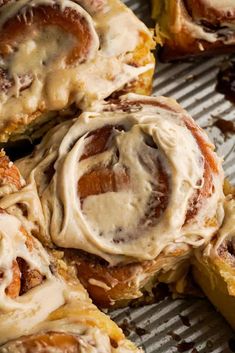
0,94,224,266
0,0,154,140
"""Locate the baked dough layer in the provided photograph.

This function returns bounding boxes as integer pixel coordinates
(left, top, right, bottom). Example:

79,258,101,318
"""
0,94,225,306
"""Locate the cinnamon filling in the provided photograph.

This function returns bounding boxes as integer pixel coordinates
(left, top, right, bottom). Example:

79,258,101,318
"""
77,125,169,236
184,116,217,223
2,230,45,299
80,125,115,161
3,257,44,299
17,258,45,296
78,168,130,200
79,126,131,200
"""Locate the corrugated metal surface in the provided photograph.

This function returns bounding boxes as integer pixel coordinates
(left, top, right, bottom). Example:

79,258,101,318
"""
110,1,235,352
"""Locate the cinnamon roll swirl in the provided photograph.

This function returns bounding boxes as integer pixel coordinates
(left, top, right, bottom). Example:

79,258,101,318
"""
0,93,224,306
0,0,154,142
193,194,235,330
152,0,235,60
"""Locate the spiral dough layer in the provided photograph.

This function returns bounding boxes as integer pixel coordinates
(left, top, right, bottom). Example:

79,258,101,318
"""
0,93,225,267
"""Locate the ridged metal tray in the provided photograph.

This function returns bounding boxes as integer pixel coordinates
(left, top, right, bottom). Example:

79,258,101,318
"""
111,1,235,352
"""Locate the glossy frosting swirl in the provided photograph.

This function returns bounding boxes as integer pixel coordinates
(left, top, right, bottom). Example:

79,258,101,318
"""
1,94,225,266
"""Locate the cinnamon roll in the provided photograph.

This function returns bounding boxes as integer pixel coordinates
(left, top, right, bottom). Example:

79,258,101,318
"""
152,0,235,61
0,217,142,353
0,0,155,142
0,93,224,306
193,194,235,331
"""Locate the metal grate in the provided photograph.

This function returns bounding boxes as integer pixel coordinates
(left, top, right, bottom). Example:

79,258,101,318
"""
110,1,235,352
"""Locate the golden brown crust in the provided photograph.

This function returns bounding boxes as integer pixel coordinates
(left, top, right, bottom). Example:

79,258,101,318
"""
64,247,190,307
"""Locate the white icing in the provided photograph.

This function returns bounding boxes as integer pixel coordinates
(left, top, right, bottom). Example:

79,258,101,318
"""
1,94,224,266
0,0,153,140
